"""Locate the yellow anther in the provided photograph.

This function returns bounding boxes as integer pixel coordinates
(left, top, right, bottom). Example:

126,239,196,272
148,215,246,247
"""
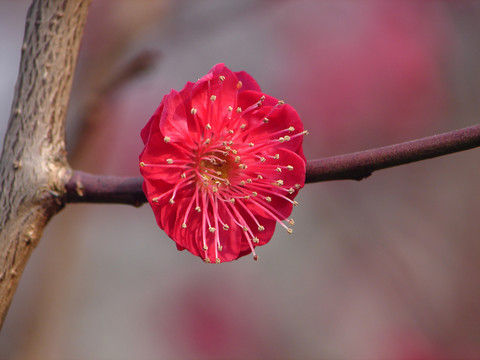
257,175,264,179
295,183,301,189
288,188,295,194
166,159,173,164
240,124,246,129
215,258,221,264
264,117,269,123
236,107,242,113
191,107,197,115
205,138,211,144
258,225,265,231
302,130,309,135
265,196,272,202
242,226,248,232
209,227,216,233
195,206,201,212
182,223,187,228
139,162,145,167
212,186,218,193
234,156,241,163
274,154,280,160
181,173,186,179
169,198,175,204
288,126,295,132
287,228,293,234
275,180,284,186
206,124,212,130
246,179,252,183
287,165,294,171
260,157,266,162
253,237,260,244
203,245,208,251
276,167,282,172
229,129,234,134
218,245,223,251
223,224,230,230
229,198,236,204
237,81,243,89
293,201,299,206
240,180,246,186
260,95,266,102
289,219,295,226
204,258,211,263
228,106,233,111
164,136,171,143
232,149,238,155
152,197,159,203
210,95,216,101
252,192,257,196
278,100,285,105
249,142,254,147
284,135,291,141
219,75,225,81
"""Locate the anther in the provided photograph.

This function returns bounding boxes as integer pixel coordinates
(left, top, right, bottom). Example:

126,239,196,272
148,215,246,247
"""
237,81,243,89
181,173,186,178
234,156,241,163
276,167,282,172
257,175,264,179
240,124,246,129
206,124,212,130
166,159,173,164
288,126,295,132
204,258,211,263
265,196,272,202
191,107,197,115
212,186,218,193
215,258,221,264
229,130,234,134
229,198,236,204
274,154,280,159
253,237,260,244
219,75,225,81
275,180,284,186
210,95,216,101
249,142,254,147
228,106,233,111
236,107,242,113
139,162,145,167
260,95,266,102
205,138,211,144
289,219,295,226
240,180,246,186
203,245,208,251
223,224,230,230
264,117,269,124
239,164,247,170
252,192,257,196
295,184,301,189
152,197,159,203
260,157,266,162
284,135,291,141
195,206,201,212
288,188,295,194
218,245,223,251
287,228,293,234
164,136,171,143
169,198,175,204
258,225,265,231
302,130,309,135
287,165,294,171
209,227,216,233
278,137,285,143
293,201,299,206
278,100,285,105
254,255,259,261
246,179,252,183
182,223,187,228
242,226,248,232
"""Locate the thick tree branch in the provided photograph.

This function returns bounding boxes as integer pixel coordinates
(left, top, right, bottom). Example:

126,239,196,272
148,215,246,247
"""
0,0,91,328
65,123,480,206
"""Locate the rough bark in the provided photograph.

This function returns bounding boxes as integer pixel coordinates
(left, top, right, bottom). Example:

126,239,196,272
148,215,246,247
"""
0,0,91,328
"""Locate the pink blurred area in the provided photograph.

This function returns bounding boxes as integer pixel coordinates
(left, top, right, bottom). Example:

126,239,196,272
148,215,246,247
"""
2,0,480,359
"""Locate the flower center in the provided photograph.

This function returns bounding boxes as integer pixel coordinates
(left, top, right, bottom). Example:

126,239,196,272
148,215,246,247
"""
199,151,234,187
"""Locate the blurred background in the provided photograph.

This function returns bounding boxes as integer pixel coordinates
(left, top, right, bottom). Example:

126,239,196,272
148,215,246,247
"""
1,0,480,359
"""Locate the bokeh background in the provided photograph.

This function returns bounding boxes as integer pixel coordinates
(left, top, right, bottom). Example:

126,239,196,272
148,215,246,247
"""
1,1,480,359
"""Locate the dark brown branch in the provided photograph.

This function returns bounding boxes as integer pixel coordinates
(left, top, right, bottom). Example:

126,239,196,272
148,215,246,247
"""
306,123,480,182
65,124,480,206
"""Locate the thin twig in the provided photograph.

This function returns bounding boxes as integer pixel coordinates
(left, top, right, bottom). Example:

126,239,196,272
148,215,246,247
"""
65,124,480,206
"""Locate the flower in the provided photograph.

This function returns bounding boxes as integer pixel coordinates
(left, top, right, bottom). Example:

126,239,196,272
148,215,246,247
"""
139,64,307,263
